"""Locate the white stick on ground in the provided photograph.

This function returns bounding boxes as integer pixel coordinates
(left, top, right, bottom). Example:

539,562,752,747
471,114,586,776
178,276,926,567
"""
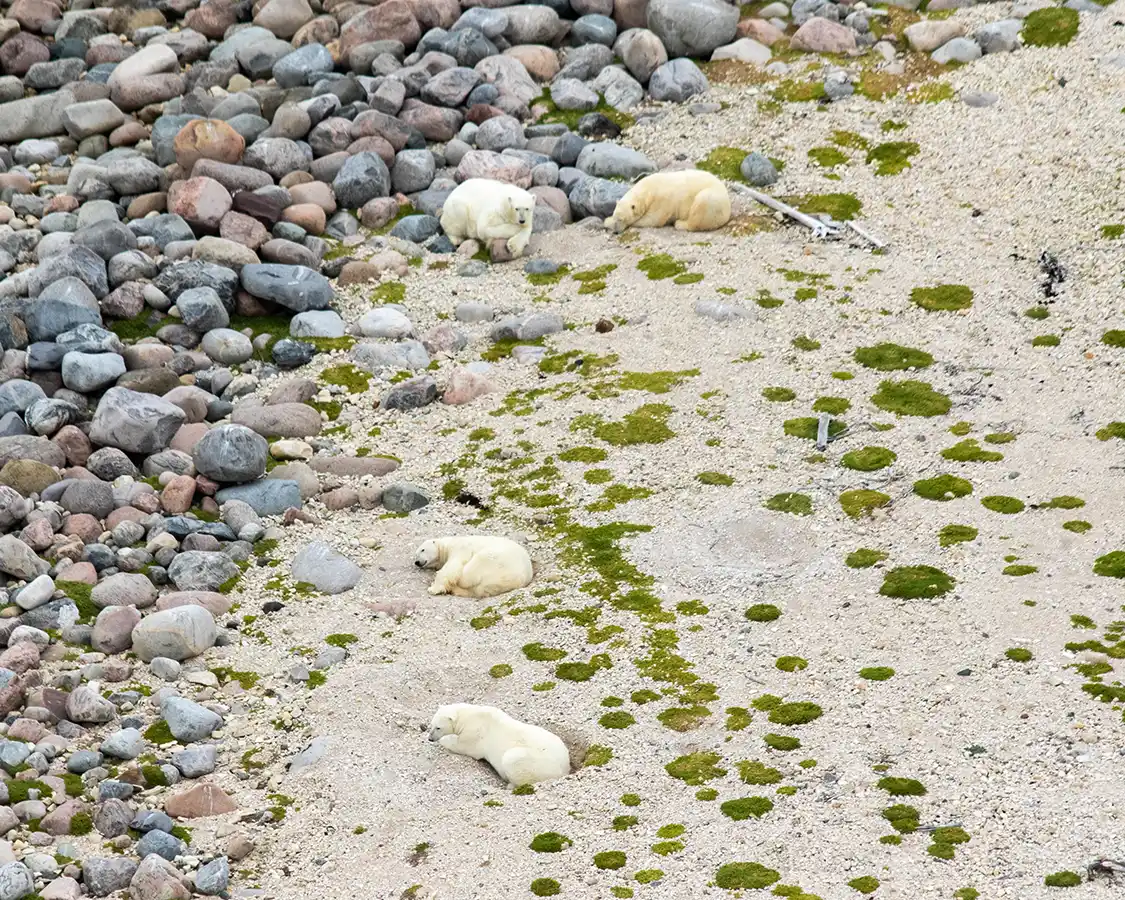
816,414,831,451
734,186,834,238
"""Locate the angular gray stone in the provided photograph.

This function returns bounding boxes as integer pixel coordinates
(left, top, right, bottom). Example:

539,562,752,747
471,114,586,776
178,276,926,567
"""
61,351,126,393
0,863,34,900
575,143,655,180
240,264,333,312
193,424,269,483
167,551,240,593
332,152,391,209
136,829,186,861
161,695,223,743
647,0,738,57
0,535,48,581
81,858,138,897
740,151,778,186
214,480,302,515
381,482,430,513
100,728,144,760
131,605,218,662
171,744,217,778
66,685,116,724
194,857,229,895
176,287,229,332
290,542,363,594
89,388,187,455
648,58,709,102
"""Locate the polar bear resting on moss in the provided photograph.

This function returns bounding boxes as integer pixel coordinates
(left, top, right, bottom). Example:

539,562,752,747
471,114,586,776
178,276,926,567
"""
604,169,731,233
428,703,571,786
439,178,536,258
413,535,533,599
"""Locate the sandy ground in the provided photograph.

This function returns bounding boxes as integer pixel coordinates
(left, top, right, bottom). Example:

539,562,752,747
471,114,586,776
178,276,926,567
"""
206,7,1125,899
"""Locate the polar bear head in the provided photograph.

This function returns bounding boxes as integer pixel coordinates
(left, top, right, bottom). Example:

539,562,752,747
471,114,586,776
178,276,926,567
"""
414,539,443,569
605,190,647,233
428,704,460,741
505,193,535,228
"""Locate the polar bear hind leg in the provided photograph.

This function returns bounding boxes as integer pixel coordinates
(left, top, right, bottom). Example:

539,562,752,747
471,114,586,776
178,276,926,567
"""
675,186,732,232
449,551,508,598
498,746,550,786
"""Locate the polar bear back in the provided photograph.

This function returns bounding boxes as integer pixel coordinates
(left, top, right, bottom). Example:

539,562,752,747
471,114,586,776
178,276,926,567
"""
452,704,570,784
440,535,532,573
612,169,730,230
440,178,534,242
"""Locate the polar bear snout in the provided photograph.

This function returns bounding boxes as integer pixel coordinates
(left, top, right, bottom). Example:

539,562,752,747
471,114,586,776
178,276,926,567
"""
427,727,440,741
414,559,424,567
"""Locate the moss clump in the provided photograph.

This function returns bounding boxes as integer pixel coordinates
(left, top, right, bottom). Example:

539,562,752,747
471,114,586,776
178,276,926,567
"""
4,780,53,803
808,146,849,168
1038,496,1085,510
882,804,920,833
1005,647,1033,663
1022,6,1078,46
141,765,168,787
143,720,174,744
634,870,664,885
531,878,561,896
1102,330,1125,348
860,666,895,681
572,263,617,294
1096,422,1125,441
59,581,98,624
527,264,571,286
841,446,896,471
839,490,891,519
665,751,726,785
1031,334,1060,347
69,811,93,836
775,656,808,673
1025,305,1050,320
877,777,926,796
752,694,782,712
638,253,688,280
530,832,572,853
737,761,782,785
325,633,358,649
721,797,774,820
785,192,862,221
880,565,954,599
583,745,613,767
914,475,973,501
855,344,936,373
942,440,1003,463
559,446,607,464
762,387,796,402
773,80,826,102
307,670,327,689
599,711,636,729
1064,520,1092,534
1003,564,1038,576
320,364,370,393
871,379,951,417
846,548,888,569
783,417,846,440
765,492,813,516
911,284,973,312
763,733,801,751
813,397,850,415
572,403,675,446
656,824,685,839
61,774,84,798
697,146,752,182
489,664,513,679
1094,551,1125,577
522,643,567,662
621,793,641,806
697,471,735,486
695,788,718,801
595,851,626,870
211,667,261,690
1102,224,1125,240
939,524,978,547
791,335,820,352
981,495,1025,514
612,815,637,831
584,468,612,485
848,876,880,894
714,862,781,890
745,604,781,622
1043,872,1082,888
866,141,918,176
725,707,752,731
768,702,822,726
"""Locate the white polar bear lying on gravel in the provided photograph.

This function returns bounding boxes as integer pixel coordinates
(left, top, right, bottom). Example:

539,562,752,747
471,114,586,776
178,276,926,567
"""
605,169,732,233
429,703,571,786
439,178,536,258
414,535,533,599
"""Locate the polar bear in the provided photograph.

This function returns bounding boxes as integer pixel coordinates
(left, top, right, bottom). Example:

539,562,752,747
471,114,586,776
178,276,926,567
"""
414,535,533,599
439,178,536,258
604,169,731,233
428,703,571,786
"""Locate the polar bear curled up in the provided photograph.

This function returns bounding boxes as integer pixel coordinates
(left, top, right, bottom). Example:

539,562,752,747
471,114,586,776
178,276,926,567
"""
605,169,731,233
414,535,533,599
429,703,571,786
439,178,536,258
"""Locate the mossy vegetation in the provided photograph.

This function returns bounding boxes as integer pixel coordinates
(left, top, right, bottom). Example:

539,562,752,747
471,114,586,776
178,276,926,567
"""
880,565,955,599
867,142,918,176
841,446,896,471
981,495,1025,514
784,417,846,440
1043,872,1082,888
846,548,888,568
726,707,752,731
745,604,781,622
942,439,1002,463
714,862,780,890
773,80,826,102
848,876,881,894
599,711,636,729
939,524,978,547
839,490,891,519
697,146,751,182
768,702,822,725
914,474,973,501
737,761,783,785
812,397,850,415
489,664,513,678
1063,520,1092,534
765,492,813,516
1021,6,1079,46
595,851,627,870
665,752,726,785
1036,495,1085,510
860,666,895,681
697,472,735,486
530,832,572,852
775,656,809,673
1031,334,1060,347
791,335,821,352
762,387,797,402
784,192,862,221
721,797,774,820
572,263,618,294
763,733,801,751
1096,422,1125,441
883,804,920,833
877,777,927,796
1094,551,1125,578
808,146,849,168
911,284,973,312
530,877,562,896
871,379,951,417
571,403,675,446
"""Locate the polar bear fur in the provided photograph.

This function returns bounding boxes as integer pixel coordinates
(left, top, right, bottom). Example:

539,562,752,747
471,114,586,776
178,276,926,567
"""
439,178,536,257
604,169,732,233
429,703,571,786
414,535,533,599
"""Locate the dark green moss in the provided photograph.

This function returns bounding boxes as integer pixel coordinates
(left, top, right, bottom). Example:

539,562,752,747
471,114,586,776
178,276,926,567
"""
882,804,920,833
981,495,1025,514
839,490,891,519
558,446,607,464
725,707,752,731
762,387,796,402
634,870,664,885
1043,872,1082,888
791,335,821,352
846,548,888,569
1037,495,1085,510
1096,422,1125,441
785,192,862,221
765,492,813,516
914,475,973,501
1022,6,1078,46
143,720,173,744
665,752,726,785
853,341,933,369
697,146,752,182
583,745,613,767
841,446,896,471
860,667,895,681
768,702,822,725
697,471,735,486
595,851,626,870
879,565,955,599
808,146,849,168
867,141,918,176
813,396,850,415
721,796,774,820
871,379,951,417
737,761,782,785
911,285,973,312
848,876,880,894
1064,520,1092,534
572,403,675,446
599,711,636,729
530,878,561,896
942,440,1003,463
612,815,638,831
489,664,513,679
530,832,572,852
638,253,688,280
714,862,780,890
763,734,801,751
775,656,808,673
522,642,567,662
783,417,846,440
939,524,978,547
1003,564,1038,576
1094,551,1125,578
878,777,926,796
745,604,781,622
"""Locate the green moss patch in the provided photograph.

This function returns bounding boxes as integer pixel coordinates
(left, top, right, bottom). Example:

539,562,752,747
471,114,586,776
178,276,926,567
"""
785,193,862,221
808,146,849,168
697,471,735,486
783,417,847,440
939,524,978,546
848,876,881,894
1022,6,1078,46
981,495,1024,514
791,335,820,351
880,565,954,598
1031,334,1060,347
763,733,801,751
914,474,973,501
559,446,607,464
877,776,926,796
1005,647,1033,662
1044,872,1082,888
768,702,822,725
1094,551,1125,578
665,752,726,785
860,666,895,681
841,446,896,471
1064,520,1092,534
530,832,572,852
721,797,774,820
942,439,1002,463
762,387,796,402
572,403,675,446
846,548,888,568
745,604,781,622
765,492,813,516
775,656,808,673
698,146,751,182
1097,422,1125,441
715,862,780,890
911,284,973,312
871,379,951,417
638,253,688,280
595,851,626,870
737,761,782,785
812,396,850,415
840,490,891,519
531,878,561,896
1036,495,1085,510
489,664,512,678
866,141,918,176
883,804,920,833
599,711,636,729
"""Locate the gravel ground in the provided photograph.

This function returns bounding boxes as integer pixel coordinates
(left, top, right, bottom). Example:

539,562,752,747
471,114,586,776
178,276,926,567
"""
215,8,1125,898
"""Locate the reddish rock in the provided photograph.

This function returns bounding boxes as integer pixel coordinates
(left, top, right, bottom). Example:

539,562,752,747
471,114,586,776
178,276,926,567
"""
287,181,337,215
164,783,237,818
0,680,26,718
167,177,232,232
86,42,134,66
456,150,531,188
0,32,49,77
345,135,395,167
0,642,40,675
465,104,506,125
10,0,63,31
62,513,101,544
530,185,571,222
110,73,186,112
46,195,81,214
56,561,97,585
442,368,496,405
398,103,461,141
232,191,285,227
0,174,32,194
52,425,92,466
173,119,246,171
19,518,54,553
737,17,786,45
219,211,270,249
7,717,46,743
281,203,326,234
408,0,459,29
101,282,147,319
109,121,149,147
127,193,167,219
91,605,140,654
503,45,559,81
614,0,647,29
105,507,147,529
359,197,399,229
185,0,242,37
170,423,209,455
293,15,340,46
339,0,420,55
790,17,857,53
255,0,315,39
322,486,359,510
161,475,196,514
